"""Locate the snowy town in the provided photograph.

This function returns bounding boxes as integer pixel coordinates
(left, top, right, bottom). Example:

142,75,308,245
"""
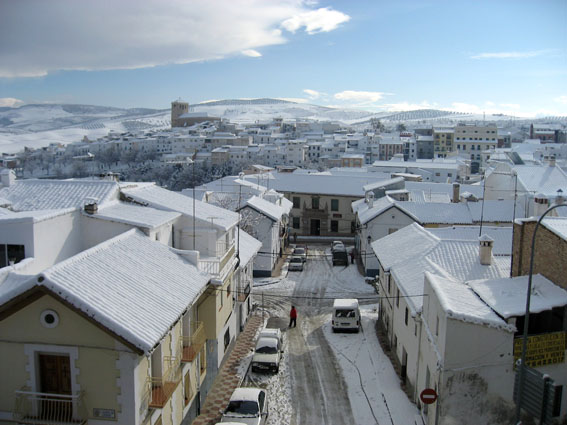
0,97,566,425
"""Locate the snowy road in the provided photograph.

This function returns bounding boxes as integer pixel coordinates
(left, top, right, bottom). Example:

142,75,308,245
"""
247,245,421,425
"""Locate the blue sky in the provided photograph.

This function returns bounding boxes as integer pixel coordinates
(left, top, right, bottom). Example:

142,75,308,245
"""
0,0,566,117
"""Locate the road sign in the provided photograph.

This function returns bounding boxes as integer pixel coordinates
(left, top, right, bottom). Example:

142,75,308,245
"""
420,388,438,405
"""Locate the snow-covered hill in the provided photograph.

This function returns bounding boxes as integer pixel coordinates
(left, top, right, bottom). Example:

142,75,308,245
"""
0,99,564,154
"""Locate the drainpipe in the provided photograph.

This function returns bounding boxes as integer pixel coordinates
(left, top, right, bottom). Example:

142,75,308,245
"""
414,313,423,403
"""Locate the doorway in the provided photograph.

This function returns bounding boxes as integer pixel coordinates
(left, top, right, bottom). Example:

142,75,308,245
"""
310,219,320,236
401,347,407,384
39,354,72,420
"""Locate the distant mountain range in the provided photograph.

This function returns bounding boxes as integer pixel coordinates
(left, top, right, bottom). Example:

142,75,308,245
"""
0,98,564,154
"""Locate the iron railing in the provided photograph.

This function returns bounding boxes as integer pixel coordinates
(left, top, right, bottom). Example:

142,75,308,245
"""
13,389,87,424
146,357,182,409
181,321,206,363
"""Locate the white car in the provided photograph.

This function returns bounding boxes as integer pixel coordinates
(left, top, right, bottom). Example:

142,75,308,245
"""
220,387,269,425
258,328,282,343
331,240,345,252
293,246,307,262
288,256,304,271
251,336,283,373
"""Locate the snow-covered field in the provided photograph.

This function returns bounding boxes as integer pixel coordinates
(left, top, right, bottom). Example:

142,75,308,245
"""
247,246,421,425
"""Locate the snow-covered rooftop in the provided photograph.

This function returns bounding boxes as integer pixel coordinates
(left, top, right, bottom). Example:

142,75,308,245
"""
372,223,510,314
469,274,567,319
425,272,513,331
0,179,119,211
514,164,567,197
428,226,512,256
398,201,473,224
245,195,287,222
0,230,210,354
0,208,76,224
541,217,567,241
121,183,239,231
91,201,181,229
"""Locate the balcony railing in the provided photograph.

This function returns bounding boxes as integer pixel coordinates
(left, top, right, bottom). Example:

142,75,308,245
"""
146,357,182,409
199,243,235,276
13,390,87,424
181,321,206,363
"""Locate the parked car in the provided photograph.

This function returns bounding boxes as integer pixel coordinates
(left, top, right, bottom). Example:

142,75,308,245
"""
220,387,269,425
331,241,345,252
288,256,304,271
331,242,348,266
293,246,307,262
258,327,283,344
332,298,361,332
251,335,283,373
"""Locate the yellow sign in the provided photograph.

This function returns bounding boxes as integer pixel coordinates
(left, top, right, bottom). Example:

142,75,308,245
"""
514,332,566,367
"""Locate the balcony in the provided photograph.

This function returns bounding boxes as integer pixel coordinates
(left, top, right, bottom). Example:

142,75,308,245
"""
199,243,235,277
13,390,87,424
181,321,206,363
146,357,182,409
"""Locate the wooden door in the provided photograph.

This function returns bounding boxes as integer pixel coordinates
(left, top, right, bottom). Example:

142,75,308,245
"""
39,354,72,420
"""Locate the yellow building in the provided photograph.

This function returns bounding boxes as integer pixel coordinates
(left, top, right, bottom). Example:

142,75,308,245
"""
0,230,214,425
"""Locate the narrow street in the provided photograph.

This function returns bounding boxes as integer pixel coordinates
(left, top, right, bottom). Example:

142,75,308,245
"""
245,245,421,425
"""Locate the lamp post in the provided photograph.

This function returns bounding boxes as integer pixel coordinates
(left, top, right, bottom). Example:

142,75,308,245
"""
514,195,566,424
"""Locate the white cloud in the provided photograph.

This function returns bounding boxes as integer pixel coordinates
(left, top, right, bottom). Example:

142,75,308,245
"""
0,97,24,107
281,7,350,35
242,49,262,57
554,95,567,105
334,90,387,104
0,0,349,78
303,89,321,100
470,50,550,60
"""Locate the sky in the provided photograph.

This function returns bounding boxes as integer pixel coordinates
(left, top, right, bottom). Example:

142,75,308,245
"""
0,0,566,117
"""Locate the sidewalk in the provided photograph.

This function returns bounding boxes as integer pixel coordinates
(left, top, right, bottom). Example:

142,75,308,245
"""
191,313,264,425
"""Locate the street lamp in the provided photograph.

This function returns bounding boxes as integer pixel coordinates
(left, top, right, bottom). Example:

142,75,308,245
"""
515,193,566,424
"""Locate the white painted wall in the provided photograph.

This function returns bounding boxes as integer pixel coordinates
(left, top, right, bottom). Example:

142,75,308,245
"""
362,206,416,274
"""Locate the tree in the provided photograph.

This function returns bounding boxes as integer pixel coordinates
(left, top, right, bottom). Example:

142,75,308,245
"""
396,123,407,132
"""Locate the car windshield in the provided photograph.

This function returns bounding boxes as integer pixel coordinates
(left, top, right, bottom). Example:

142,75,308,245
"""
225,400,259,416
256,344,278,354
294,248,305,255
290,257,302,263
335,309,355,318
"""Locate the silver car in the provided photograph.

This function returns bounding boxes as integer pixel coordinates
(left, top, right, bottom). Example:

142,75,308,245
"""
220,387,269,425
288,256,304,271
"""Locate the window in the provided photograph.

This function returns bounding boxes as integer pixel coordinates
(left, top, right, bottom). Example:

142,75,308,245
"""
405,308,409,325
436,316,439,336
292,217,300,229
448,173,452,177
351,221,356,233
331,199,339,211
292,196,300,208
224,328,231,352
200,346,207,375
396,288,400,307
227,282,231,298
0,244,25,268
331,220,338,232
312,197,319,209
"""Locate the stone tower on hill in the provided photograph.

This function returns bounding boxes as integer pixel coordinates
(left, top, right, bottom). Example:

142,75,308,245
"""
171,99,189,126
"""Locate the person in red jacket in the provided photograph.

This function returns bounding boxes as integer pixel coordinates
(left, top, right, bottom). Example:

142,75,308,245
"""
289,306,297,328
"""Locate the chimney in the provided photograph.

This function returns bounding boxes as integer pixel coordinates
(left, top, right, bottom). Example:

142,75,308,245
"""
549,156,556,167
0,169,16,187
452,183,460,203
479,235,494,265
534,193,548,217
367,191,375,208
84,202,98,214
555,189,565,206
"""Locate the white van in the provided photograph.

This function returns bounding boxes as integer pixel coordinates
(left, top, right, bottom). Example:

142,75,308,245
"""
332,298,361,333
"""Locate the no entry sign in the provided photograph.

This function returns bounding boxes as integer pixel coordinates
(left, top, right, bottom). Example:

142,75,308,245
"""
420,388,438,404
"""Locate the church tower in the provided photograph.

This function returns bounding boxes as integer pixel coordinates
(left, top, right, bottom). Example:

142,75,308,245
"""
171,99,189,127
